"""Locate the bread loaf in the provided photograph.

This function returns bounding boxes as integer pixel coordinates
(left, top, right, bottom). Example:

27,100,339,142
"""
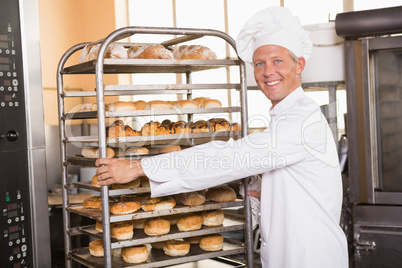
80,43,128,63
173,45,217,60
121,193,151,203
173,100,198,109
81,147,115,158
158,145,182,154
89,239,104,257
91,175,100,188
199,99,222,108
132,100,147,110
111,179,141,190
144,100,172,110
107,101,136,112
125,147,149,156
141,196,176,211
205,186,237,202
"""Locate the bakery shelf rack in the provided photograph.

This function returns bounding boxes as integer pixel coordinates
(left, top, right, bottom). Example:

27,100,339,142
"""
57,26,253,268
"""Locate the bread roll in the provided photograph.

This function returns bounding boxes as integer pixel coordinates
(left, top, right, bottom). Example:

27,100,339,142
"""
111,179,141,190
163,240,190,256
110,201,141,215
111,221,134,240
162,214,179,225
175,192,206,206
206,186,237,202
176,213,203,232
121,245,149,264
231,122,241,131
202,209,224,226
121,193,151,203
140,121,160,136
141,196,176,211
95,221,104,233
184,236,201,244
192,97,210,107
82,196,102,209
200,99,222,108
89,239,104,257
190,120,210,133
81,147,115,158
128,44,173,59
171,121,190,134
107,120,140,139
144,100,172,110
107,101,136,112
125,147,149,156
80,43,128,63
158,145,182,154
173,100,198,109
199,234,224,251
173,45,217,60
132,100,147,110
91,175,100,188
144,218,171,236
151,241,165,249
207,118,230,132
133,218,147,229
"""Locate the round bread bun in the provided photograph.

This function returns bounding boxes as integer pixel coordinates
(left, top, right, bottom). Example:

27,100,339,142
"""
176,214,203,232
206,186,237,202
111,179,141,190
132,100,147,110
162,214,179,225
144,218,171,236
82,196,102,209
201,209,224,226
199,99,222,108
111,221,134,240
144,100,172,110
158,145,181,154
110,201,141,215
141,196,176,211
175,192,206,206
91,175,100,188
128,44,173,59
199,234,224,251
121,245,149,264
85,43,128,62
184,236,202,244
151,241,165,249
163,240,190,256
125,147,149,156
95,221,103,233
173,100,198,109
81,147,115,159
133,218,147,229
89,239,104,257
121,193,151,203
107,101,136,112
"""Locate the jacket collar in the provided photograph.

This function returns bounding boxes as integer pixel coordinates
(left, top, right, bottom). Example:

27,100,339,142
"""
269,86,304,116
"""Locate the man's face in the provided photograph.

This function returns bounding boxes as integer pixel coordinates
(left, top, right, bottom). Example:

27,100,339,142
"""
253,45,305,107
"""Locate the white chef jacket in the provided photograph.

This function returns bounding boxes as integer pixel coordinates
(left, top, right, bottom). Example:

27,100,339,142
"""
142,87,348,268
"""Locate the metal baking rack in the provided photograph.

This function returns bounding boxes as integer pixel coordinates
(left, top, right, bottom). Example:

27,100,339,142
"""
57,26,253,268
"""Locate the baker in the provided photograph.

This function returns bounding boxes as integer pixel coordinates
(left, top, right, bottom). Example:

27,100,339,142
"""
95,6,348,268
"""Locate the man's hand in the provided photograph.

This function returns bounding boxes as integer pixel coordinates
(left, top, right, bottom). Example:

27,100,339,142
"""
247,190,261,200
95,158,145,186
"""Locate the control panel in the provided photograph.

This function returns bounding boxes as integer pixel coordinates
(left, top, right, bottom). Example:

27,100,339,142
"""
0,1,32,267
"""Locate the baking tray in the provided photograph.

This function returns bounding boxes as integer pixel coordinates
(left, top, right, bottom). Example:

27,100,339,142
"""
79,213,245,248
70,239,245,268
65,130,242,144
65,106,241,120
68,200,244,222
62,58,240,75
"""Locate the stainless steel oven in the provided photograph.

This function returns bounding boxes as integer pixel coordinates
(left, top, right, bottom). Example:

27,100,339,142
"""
336,6,402,268
0,0,51,267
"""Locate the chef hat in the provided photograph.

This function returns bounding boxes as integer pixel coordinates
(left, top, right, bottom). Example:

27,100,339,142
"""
236,6,312,63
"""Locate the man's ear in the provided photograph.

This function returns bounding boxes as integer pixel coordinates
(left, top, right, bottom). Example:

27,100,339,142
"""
297,57,306,75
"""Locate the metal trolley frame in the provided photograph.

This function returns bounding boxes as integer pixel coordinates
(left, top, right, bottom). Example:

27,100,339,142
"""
57,26,253,268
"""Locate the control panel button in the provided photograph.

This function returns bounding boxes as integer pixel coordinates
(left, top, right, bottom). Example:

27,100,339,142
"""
0,86,4,91
21,244,27,252
9,241,13,246
12,79,18,86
